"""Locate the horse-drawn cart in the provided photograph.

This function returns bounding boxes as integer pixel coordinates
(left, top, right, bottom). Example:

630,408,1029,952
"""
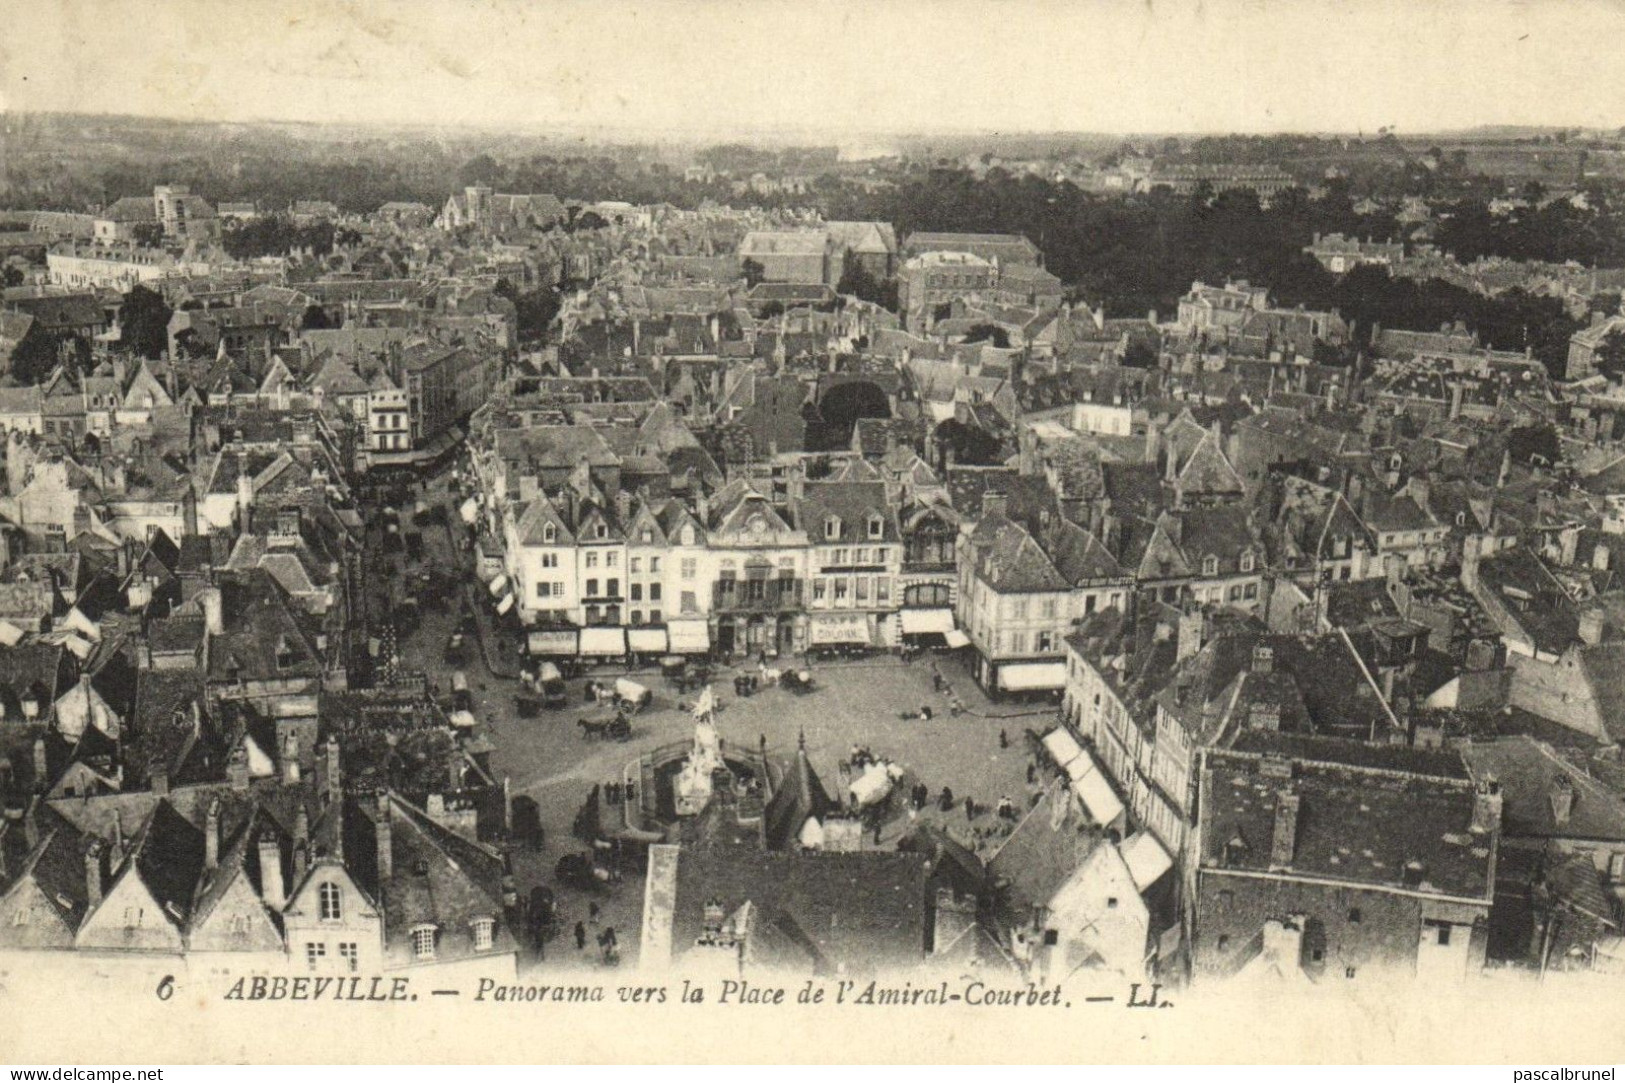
578,714,633,742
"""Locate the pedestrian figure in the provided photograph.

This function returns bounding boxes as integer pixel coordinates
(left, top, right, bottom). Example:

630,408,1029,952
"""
625,780,636,803
939,786,954,812
964,795,975,821
574,921,587,951
999,729,1009,749
589,902,600,925
872,817,883,844
1026,763,1037,785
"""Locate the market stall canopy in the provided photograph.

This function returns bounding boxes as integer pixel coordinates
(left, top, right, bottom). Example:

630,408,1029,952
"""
487,573,509,597
943,629,971,649
459,497,479,525
449,709,478,729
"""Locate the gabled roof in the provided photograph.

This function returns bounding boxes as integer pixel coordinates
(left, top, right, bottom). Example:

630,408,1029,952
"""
793,481,897,544
344,793,516,965
987,785,1104,915
763,742,837,851
970,513,1068,593
1044,517,1126,584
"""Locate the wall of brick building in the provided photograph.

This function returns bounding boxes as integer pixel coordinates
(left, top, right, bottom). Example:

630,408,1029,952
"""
1193,871,1487,983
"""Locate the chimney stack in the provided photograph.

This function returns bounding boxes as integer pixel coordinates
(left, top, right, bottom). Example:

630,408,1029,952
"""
257,832,284,909
1460,535,1483,593
226,745,249,791
1579,606,1605,646
84,840,103,909
31,738,46,791
149,760,169,797
321,739,342,806
1471,779,1503,835
1549,775,1575,827
282,731,301,784
200,587,224,636
375,792,393,881
1176,608,1205,663
293,806,310,884
204,799,220,869
1269,790,1300,869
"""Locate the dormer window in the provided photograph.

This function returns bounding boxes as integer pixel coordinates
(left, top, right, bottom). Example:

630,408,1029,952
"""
319,881,342,921
411,925,437,960
1239,551,1255,573
1202,555,1219,576
595,523,607,540
825,516,841,541
472,917,495,951
867,514,884,539
275,636,298,670
641,528,653,544
542,522,556,543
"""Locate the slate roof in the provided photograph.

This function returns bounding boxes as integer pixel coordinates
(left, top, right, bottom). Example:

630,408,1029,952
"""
793,481,898,544
987,785,1104,916
969,514,1068,593
345,793,517,967
128,799,207,928
1201,747,1493,902
1463,737,1625,844
669,844,927,974
763,744,837,851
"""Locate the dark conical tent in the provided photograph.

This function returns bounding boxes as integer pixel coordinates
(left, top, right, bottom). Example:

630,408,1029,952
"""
762,735,837,851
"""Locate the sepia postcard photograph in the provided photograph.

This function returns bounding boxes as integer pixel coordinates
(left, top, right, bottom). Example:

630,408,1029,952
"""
1,0,1624,1068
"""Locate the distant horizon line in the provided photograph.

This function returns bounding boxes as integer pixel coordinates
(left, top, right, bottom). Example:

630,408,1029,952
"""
6,108,1618,146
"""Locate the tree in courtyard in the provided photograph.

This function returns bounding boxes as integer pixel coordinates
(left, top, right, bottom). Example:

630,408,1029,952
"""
119,284,173,360
1595,328,1625,383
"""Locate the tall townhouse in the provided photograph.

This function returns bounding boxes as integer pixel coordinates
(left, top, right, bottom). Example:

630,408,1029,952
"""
794,480,903,650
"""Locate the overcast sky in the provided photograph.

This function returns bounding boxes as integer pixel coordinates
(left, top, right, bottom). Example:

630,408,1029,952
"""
5,0,1624,137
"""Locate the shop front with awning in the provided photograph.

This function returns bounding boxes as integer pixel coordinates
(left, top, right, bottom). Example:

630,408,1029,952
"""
995,661,1067,695
627,627,668,655
666,619,711,654
527,629,577,657
944,629,970,649
1065,748,1125,829
807,612,876,647
578,626,627,658
1041,726,1084,771
899,607,956,646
